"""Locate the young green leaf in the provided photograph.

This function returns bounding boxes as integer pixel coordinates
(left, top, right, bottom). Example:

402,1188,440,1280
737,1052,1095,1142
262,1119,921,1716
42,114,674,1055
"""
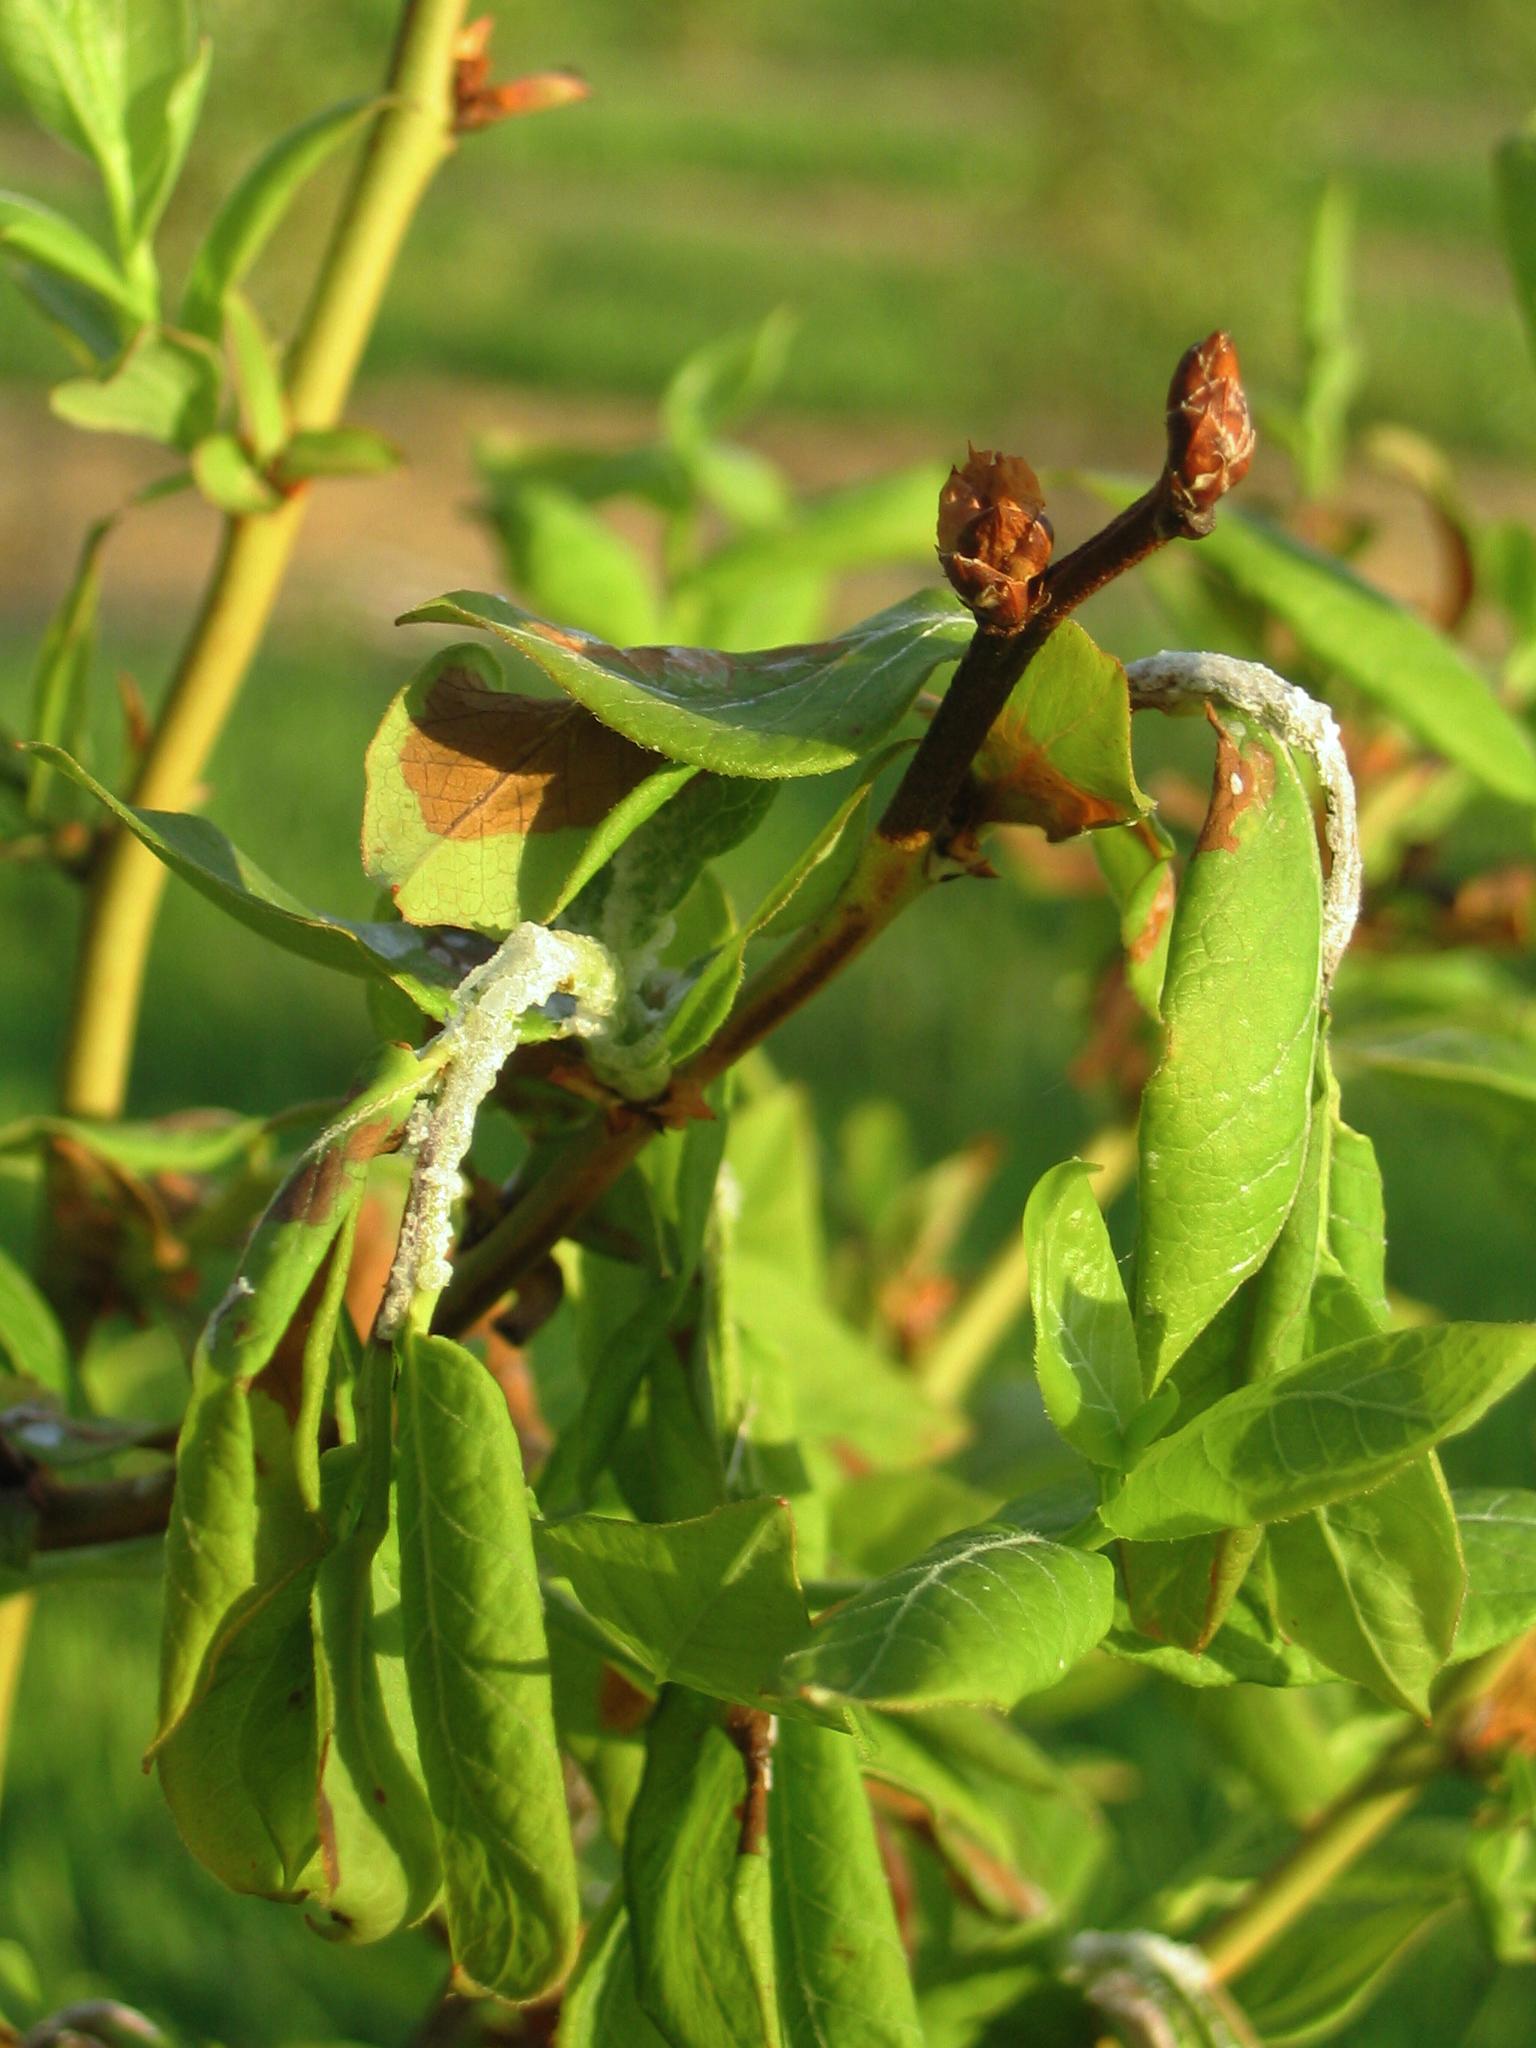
179,95,381,336
1267,1455,1465,1712
1024,1158,1143,1469
772,1715,925,2047
623,1687,779,2048
780,1517,1114,1711
399,587,971,778
1093,815,1177,1019
0,191,144,322
224,290,286,460
484,480,662,646
395,1331,578,2000
271,426,402,486
27,744,461,1016
191,432,280,515
0,1244,70,1395
51,327,221,447
362,641,694,935
23,515,109,823
1105,1323,1536,1542
1195,512,1536,807
1135,717,1322,1386
1453,1488,1536,1661
1325,1112,1390,1323
536,1498,811,1704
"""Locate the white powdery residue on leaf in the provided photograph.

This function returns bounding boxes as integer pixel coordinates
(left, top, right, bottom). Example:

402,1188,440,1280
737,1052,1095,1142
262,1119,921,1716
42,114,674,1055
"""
379,923,620,1334
1126,650,1360,988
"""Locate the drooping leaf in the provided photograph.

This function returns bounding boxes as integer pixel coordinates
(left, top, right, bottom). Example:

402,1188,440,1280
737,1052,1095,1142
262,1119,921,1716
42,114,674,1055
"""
968,621,1148,840
1135,715,1322,1386
1093,814,1177,1019
308,1352,440,1944
559,1895,670,2048
51,326,221,446
395,1332,578,2000
535,1497,810,1705
781,1516,1114,1712
855,1705,1106,1921
1267,1455,1466,1712
1104,1323,1536,1542
179,95,380,336
1453,1488,1536,1661
623,1687,779,2048
0,1245,70,1395
772,1715,925,2047
27,744,462,1016
1024,1158,1144,1470
362,641,693,934
0,191,144,321
1495,123,1536,377
1194,511,1536,807
399,587,971,777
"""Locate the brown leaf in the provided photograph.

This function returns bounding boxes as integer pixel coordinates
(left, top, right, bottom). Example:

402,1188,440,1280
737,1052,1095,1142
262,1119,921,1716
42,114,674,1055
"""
398,664,660,844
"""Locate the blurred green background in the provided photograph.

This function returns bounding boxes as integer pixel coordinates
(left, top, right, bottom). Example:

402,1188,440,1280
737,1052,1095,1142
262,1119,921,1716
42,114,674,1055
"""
2,1,1536,2040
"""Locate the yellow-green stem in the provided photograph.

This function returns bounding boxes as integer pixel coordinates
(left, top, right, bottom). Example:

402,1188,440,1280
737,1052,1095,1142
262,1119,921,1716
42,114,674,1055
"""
60,0,468,1120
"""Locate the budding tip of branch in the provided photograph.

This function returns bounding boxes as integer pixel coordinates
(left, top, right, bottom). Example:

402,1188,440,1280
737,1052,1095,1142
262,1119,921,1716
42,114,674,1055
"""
1162,329,1255,537
936,447,1054,630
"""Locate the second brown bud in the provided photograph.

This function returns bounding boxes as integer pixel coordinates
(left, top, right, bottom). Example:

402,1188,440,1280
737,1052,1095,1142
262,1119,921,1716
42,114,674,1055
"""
1164,330,1255,536
937,448,1054,631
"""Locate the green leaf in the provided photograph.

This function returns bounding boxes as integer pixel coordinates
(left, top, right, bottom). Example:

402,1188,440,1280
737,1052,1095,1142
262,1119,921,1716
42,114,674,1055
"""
772,1715,924,2047
0,1245,70,1395
781,1516,1114,1711
0,1106,272,1179
362,641,694,936
661,310,794,454
1194,511,1536,807
1495,124,1536,377
535,1498,811,1705
308,1357,441,1944
22,514,109,822
855,1706,1105,1920
969,621,1148,841
51,326,221,446
1104,1323,1536,1542
1135,716,1322,1386
1094,816,1176,1019
1233,1823,1463,2045
124,27,209,243
155,1044,427,1748
560,1897,669,2048
1325,1113,1389,1324
1267,1455,1466,1711
180,95,379,337
1024,1159,1144,1469
191,431,280,515
1104,1585,1332,1689
272,425,402,486
0,190,143,321
1333,1023,1536,1147
395,1332,578,2001
399,587,971,778
1453,1488,1536,1660
28,744,461,1016
623,1688,779,2048
224,290,286,461
484,480,662,646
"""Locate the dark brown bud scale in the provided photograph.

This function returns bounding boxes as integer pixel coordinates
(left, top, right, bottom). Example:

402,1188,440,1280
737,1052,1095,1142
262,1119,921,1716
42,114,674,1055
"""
937,447,1054,631
1163,330,1255,536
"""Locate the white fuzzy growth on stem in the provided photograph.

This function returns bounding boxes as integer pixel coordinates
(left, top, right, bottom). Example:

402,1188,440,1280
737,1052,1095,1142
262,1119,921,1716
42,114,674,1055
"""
378,923,620,1335
1126,650,1361,987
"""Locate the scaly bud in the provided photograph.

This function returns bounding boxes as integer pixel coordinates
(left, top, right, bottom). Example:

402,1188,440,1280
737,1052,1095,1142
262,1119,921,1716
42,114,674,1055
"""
1163,331,1255,536
937,447,1054,631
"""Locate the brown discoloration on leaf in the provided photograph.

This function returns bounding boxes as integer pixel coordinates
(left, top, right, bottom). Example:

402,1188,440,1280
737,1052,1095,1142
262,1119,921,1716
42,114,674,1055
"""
273,1145,346,1228
251,1253,337,1424
1128,865,1177,963
597,1663,653,1735
970,727,1131,841
1463,1637,1536,1759
399,667,659,843
316,1740,341,1891
1197,705,1275,855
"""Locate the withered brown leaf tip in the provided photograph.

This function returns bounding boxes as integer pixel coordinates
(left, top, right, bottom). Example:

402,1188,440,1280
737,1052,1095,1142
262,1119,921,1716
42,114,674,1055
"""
937,447,1054,631
1163,330,1255,535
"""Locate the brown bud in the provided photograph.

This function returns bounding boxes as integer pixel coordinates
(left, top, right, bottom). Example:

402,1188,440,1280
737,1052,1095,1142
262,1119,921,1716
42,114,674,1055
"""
1163,331,1255,536
937,447,1054,630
